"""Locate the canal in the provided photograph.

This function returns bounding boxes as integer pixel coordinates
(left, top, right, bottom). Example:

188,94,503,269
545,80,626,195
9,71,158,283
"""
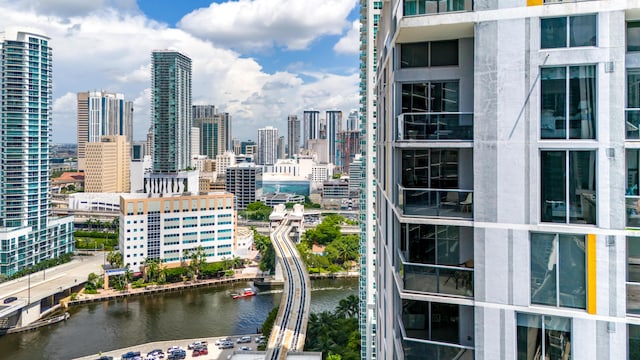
0,277,358,360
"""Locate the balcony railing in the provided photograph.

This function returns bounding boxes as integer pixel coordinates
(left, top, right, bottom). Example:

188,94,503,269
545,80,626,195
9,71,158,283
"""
399,186,473,219
398,252,473,297
397,113,473,141
627,109,640,140
403,0,473,16
400,335,474,360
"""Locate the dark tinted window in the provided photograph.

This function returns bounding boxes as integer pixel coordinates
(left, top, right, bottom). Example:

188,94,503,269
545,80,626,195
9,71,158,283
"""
430,40,458,66
400,42,429,68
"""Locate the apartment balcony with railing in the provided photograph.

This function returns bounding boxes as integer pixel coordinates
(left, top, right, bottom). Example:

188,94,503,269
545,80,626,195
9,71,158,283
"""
397,112,473,141
396,224,473,297
397,148,473,219
403,0,473,16
396,300,474,360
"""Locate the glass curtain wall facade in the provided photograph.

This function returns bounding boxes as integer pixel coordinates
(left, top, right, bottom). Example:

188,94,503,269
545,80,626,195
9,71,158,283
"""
151,50,192,173
374,1,634,359
0,29,74,276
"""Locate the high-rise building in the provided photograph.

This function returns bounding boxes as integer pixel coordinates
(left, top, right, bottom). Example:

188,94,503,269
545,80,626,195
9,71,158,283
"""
359,1,380,359
151,50,192,173
339,130,361,174
347,110,359,132
77,91,133,171
257,126,278,166
193,105,231,160
0,28,74,276
373,2,637,359
287,114,301,158
240,140,256,155
225,163,262,210
277,136,286,160
326,110,342,168
85,135,130,193
303,110,320,149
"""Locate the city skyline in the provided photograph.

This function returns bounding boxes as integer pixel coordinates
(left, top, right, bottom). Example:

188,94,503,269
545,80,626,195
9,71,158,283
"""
0,0,360,144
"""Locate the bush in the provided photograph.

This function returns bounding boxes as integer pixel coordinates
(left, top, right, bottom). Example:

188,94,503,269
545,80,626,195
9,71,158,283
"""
70,292,77,301
327,264,343,273
84,288,98,294
131,279,146,289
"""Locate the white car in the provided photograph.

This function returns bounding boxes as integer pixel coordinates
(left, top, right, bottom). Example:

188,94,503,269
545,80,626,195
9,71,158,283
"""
214,338,231,346
239,346,252,351
236,336,251,343
187,341,207,349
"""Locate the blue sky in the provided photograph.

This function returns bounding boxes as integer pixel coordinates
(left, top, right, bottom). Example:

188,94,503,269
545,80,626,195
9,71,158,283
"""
0,0,360,143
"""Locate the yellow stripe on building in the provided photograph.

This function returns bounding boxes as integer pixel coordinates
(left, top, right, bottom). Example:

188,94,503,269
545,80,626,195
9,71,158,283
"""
527,0,543,5
587,234,596,314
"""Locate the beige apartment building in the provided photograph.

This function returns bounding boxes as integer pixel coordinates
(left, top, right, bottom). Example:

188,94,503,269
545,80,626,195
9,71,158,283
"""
85,135,131,193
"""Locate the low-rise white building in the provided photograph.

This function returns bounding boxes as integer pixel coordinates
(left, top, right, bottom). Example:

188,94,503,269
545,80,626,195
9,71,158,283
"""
119,192,236,272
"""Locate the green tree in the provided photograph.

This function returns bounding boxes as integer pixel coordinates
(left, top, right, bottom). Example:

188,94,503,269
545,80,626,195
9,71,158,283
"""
253,230,275,273
334,295,359,319
144,258,162,283
106,250,123,268
245,201,273,221
184,246,207,281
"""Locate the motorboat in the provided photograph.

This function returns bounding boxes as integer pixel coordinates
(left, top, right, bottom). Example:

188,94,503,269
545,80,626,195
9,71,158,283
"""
232,288,256,299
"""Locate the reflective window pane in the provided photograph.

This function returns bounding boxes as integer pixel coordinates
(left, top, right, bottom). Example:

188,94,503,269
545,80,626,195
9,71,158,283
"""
630,324,640,360
569,15,597,47
430,40,458,67
531,233,557,306
401,42,429,68
541,67,567,139
568,66,596,139
517,314,571,360
628,21,640,52
541,17,567,49
558,234,586,309
541,151,566,223
568,151,596,224
544,315,571,360
516,313,542,360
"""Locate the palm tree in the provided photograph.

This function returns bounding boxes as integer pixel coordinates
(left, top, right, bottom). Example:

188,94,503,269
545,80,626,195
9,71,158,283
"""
106,250,123,268
144,258,161,283
335,295,359,319
184,246,207,281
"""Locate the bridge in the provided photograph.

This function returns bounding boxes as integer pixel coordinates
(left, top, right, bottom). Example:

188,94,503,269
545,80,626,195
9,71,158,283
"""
264,204,313,360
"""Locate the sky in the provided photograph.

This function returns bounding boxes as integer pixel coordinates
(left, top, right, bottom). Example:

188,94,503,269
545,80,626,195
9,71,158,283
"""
0,0,361,144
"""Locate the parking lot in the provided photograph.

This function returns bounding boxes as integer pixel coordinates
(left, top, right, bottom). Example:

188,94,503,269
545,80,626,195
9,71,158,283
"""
73,334,264,360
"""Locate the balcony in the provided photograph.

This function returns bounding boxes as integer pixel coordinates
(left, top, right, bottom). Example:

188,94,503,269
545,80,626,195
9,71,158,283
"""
399,187,473,219
403,0,473,16
401,338,474,360
397,113,473,141
398,252,473,297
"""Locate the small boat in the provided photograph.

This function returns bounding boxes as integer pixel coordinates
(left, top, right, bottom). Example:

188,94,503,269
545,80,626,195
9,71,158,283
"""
232,288,256,299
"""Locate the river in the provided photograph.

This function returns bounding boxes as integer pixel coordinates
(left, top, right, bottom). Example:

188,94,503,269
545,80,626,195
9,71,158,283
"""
0,277,358,360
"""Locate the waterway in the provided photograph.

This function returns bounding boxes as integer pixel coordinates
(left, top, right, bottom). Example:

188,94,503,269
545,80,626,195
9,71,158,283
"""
0,277,358,360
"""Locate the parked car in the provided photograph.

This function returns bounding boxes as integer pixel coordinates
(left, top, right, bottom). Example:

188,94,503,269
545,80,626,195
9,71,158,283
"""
166,346,183,353
3,296,17,304
218,341,234,349
147,349,164,359
167,349,186,360
95,356,113,360
254,335,266,343
121,351,141,360
187,341,207,349
239,346,252,351
237,336,251,343
192,347,208,357
214,337,231,346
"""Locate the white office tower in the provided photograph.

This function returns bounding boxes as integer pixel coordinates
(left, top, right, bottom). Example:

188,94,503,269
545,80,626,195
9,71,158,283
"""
372,1,640,359
77,91,134,171
349,154,364,196
0,29,74,276
303,110,320,149
216,151,237,177
326,110,342,168
257,126,279,166
288,114,301,158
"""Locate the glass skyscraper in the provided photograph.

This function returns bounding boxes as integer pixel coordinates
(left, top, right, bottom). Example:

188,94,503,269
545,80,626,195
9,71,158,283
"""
151,50,192,173
0,28,74,276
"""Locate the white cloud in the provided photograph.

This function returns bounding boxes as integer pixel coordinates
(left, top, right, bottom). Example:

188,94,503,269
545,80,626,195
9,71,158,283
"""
16,0,139,18
334,20,360,55
0,1,359,144
178,0,358,51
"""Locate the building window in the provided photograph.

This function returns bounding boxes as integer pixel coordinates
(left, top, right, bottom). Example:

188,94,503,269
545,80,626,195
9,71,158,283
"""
627,151,640,227
541,14,597,49
628,70,640,139
517,313,571,360
530,232,586,309
541,150,596,224
628,237,640,315
628,22,640,52
402,81,459,113
541,65,596,139
402,149,459,189
400,40,458,68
